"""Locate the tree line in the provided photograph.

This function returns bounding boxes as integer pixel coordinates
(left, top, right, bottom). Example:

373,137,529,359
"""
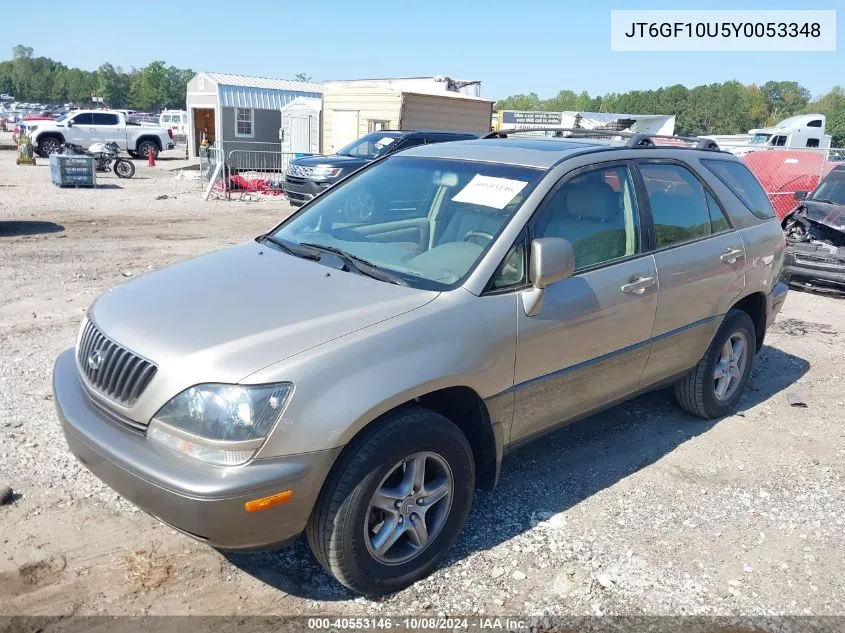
0,45,194,112
496,81,845,146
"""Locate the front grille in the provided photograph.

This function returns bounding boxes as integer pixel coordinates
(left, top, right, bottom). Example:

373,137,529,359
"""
285,175,306,186
286,165,314,179
76,320,157,407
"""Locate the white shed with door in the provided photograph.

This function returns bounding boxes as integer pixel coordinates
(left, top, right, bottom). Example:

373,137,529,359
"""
281,97,321,156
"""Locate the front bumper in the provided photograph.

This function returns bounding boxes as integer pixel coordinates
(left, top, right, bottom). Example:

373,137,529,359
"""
283,176,333,206
53,349,340,551
781,243,845,293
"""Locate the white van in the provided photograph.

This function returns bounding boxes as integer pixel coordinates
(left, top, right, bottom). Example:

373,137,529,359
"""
159,110,188,136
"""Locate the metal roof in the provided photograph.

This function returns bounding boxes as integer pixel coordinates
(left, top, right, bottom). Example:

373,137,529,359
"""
197,72,323,110
203,72,323,93
400,137,619,168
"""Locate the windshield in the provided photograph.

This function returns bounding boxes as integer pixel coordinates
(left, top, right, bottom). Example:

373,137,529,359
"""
336,132,403,159
811,170,845,205
749,133,771,145
55,113,69,122
270,156,543,290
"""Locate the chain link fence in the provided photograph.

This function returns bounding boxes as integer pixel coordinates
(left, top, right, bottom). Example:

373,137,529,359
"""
731,146,845,219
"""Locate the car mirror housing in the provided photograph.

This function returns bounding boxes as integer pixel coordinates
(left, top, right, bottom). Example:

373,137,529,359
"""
530,237,575,289
793,190,807,201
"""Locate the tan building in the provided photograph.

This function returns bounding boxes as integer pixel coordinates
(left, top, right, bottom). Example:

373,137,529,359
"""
321,83,493,154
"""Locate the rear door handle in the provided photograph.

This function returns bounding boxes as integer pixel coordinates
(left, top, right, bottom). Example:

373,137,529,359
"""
720,247,744,264
620,276,655,295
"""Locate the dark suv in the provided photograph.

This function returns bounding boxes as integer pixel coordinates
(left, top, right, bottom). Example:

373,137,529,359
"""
284,130,478,207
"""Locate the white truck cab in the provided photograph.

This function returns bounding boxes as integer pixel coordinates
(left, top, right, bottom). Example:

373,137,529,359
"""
742,114,831,152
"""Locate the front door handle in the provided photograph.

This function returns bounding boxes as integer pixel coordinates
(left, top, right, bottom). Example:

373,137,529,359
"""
620,276,655,295
720,247,744,264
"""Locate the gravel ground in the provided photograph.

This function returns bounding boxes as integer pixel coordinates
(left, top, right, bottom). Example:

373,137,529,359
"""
1,140,844,618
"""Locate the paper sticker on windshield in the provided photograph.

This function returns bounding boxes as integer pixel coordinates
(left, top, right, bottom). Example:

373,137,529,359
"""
451,174,528,209
375,137,395,146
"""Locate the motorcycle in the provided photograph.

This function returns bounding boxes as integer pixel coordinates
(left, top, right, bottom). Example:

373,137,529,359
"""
61,141,136,178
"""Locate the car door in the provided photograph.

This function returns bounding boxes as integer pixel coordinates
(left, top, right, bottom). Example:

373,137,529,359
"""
67,112,95,146
635,160,747,387
509,162,659,445
91,112,122,145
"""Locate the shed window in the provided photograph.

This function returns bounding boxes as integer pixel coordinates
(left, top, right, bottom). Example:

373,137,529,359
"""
368,120,390,132
235,108,254,137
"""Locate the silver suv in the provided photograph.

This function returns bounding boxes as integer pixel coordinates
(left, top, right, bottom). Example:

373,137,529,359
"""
54,130,788,595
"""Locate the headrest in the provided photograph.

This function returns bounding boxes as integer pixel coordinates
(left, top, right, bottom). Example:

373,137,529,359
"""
564,183,617,221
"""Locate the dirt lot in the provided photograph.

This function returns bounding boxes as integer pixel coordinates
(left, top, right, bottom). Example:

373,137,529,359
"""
1,138,844,619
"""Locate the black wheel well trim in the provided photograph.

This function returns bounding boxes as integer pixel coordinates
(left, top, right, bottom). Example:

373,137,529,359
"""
38,132,64,144
331,386,501,493
728,291,767,351
136,136,162,151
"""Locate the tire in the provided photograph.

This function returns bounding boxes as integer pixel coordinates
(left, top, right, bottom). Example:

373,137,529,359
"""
137,140,159,160
674,309,756,419
39,136,62,157
307,407,475,596
114,159,135,178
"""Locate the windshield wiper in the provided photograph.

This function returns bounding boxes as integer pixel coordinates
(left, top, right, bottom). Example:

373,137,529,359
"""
258,234,320,260
811,198,838,205
299,242,407,286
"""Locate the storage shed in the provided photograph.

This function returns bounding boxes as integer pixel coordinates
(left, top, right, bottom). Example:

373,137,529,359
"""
281,97,321,157
321,84,493,154
185,72,322,159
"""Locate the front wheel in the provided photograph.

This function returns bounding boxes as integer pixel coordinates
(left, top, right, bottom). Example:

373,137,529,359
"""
307,408,475,596
114,159,135,178
38,137,62,157
674,309,756,419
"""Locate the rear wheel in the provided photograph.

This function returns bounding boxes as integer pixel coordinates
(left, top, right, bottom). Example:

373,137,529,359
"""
674,309,755,419
307,407,475,596
137,140,159,160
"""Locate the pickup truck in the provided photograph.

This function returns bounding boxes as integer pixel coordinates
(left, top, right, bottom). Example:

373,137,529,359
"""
30,110,174,159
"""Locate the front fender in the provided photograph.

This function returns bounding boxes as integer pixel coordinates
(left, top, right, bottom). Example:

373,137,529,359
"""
249,290,518,459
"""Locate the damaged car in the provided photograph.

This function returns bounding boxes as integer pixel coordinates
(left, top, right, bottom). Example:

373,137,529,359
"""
781,165,845,293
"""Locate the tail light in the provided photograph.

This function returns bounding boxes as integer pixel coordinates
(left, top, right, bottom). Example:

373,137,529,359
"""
167,129,173,139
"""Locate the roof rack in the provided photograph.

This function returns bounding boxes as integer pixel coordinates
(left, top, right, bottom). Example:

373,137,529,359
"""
483,127,721,151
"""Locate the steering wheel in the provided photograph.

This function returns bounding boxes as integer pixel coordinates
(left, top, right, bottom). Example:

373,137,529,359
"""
462,231,495,245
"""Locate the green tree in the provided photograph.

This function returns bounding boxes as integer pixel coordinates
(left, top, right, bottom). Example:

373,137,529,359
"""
804,86,845,146
760,81,811,120
294,72,312,82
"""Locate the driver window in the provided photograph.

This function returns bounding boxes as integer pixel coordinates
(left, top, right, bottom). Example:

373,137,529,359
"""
533,165,641,270
71,113,94,125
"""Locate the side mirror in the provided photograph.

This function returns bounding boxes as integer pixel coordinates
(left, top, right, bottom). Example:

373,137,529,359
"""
529,237,575,289
66,119,73,127
794,190,807,201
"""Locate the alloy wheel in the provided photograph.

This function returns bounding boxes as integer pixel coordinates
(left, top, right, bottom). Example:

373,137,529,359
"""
364,452,453,565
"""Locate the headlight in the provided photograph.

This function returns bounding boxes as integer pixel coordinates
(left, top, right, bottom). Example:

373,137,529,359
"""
148,383,292,466
311,165,343,179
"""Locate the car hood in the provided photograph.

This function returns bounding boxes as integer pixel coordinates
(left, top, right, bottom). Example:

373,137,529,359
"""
292,154,372,169
89,241,438,383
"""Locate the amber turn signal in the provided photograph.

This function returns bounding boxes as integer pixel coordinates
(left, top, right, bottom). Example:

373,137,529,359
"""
244,490,293,512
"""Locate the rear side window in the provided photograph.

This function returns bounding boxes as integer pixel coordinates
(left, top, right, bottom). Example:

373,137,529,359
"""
701,159,775,219
92,113,119,125
639,163,711,248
